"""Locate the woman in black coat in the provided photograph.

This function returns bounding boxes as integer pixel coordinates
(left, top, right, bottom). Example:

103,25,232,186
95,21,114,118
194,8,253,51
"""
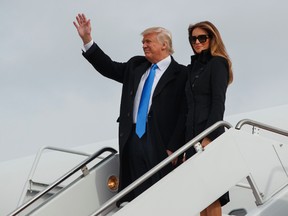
185,21,233,216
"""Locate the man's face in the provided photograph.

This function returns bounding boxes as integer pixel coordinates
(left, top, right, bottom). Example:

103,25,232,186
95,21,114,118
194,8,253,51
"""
142,33,165,63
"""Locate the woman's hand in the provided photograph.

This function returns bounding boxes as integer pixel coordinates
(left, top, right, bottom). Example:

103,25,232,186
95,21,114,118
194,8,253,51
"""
201,137,211,148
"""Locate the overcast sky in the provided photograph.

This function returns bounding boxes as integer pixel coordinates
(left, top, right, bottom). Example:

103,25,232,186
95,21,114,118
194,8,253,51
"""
1,0,288,161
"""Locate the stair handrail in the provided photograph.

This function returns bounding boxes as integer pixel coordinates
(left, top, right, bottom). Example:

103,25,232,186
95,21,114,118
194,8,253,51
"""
7,147,117,216
90,120,233,216
235,118,288,205
17,146,93,206
235,118,288,137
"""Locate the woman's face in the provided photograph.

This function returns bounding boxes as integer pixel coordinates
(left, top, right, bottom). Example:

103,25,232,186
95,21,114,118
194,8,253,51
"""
191,27,210,54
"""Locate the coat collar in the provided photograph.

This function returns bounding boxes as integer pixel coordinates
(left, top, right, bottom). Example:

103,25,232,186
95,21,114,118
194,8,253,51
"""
191,49,212,64
133,56,179,97
153,56,179,97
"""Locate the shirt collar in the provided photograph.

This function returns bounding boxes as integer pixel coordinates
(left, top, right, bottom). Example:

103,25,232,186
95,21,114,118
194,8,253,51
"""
155,55,171,72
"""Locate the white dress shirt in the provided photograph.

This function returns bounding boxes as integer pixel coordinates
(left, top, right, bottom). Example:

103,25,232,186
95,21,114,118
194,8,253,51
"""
133,56,171,123
84,40,94,51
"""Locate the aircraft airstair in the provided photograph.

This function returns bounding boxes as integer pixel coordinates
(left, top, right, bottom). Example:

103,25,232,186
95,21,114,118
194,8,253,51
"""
7,119,288,216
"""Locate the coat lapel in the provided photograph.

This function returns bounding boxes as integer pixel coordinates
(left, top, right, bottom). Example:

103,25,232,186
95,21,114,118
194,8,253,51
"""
133,61,151,92
153,58,178,98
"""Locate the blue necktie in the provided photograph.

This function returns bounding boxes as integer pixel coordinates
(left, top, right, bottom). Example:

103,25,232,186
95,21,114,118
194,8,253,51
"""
136,64,158,138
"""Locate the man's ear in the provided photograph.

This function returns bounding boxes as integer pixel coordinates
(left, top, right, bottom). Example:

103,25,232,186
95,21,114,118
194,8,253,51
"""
161,41,168,51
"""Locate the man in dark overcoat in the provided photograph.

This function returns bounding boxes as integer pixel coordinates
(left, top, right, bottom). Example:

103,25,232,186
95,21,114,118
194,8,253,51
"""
73,13,187,204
